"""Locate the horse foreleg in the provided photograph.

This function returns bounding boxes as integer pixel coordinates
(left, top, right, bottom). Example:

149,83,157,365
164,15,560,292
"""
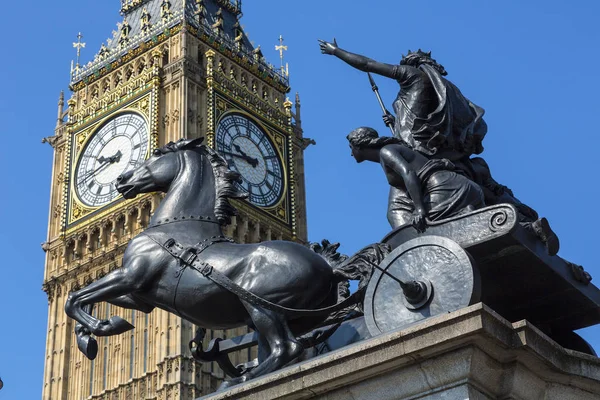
219,301,303,389
65,267,144,337
109,294,155,313
74,304,98,360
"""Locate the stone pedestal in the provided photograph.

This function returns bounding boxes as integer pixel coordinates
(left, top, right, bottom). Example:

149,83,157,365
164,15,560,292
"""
200,303,600,399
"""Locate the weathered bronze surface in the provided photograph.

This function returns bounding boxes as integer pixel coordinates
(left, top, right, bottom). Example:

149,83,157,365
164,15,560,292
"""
63,40,600,392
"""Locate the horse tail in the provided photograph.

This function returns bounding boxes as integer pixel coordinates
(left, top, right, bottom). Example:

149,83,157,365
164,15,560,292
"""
306,240,391,343
309,239,391,301
332,242,392,292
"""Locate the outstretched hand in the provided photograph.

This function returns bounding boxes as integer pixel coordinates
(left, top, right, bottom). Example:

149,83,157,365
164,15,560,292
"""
318,38,338,55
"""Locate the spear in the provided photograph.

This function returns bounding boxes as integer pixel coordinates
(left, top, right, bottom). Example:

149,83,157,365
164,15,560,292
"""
367,72,395,136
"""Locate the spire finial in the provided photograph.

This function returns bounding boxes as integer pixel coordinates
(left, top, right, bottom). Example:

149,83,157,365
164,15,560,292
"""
275,35,289,77
56,91,65,128
72,32,86,74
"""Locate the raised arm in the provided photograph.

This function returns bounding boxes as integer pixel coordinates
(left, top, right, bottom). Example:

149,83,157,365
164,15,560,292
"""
319,39,404,80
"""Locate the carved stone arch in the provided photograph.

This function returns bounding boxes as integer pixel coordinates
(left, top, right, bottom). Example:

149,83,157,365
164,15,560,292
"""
96,268,107,280
70,281,81,292
65,238,76,262
114,70,123,87
90,83,100,100
144,52,152,67
101,218,111,229
114,212,125,224
229,64,238,81
78,233,89,254
90,224,101,236
125,64,135,81
138,200,152,228
141,199,152,210
112,212,126,240
216,56,226,74
101,77,111,94
161,44,171,66
135,57,147,74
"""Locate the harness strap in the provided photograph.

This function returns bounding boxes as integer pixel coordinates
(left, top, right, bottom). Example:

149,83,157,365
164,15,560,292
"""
160,237,361,317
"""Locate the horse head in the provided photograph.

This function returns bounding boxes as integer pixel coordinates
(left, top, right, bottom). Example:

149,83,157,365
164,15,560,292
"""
116,137,247,225
116,137,204,199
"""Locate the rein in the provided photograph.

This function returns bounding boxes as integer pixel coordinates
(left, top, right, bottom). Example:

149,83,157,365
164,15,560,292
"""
144,231,234,316
152,236,362,318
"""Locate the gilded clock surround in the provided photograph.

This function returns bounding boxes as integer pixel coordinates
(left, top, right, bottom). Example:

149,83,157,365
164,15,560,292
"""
67,92,157,228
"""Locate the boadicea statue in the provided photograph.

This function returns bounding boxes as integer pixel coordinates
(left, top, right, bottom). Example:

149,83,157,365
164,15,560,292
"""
63,40,600,392
315,38,598,353
319,39,559,255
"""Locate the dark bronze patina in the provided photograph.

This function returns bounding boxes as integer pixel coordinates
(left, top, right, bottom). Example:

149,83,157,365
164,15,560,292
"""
64,138,388,388
62,41,600,391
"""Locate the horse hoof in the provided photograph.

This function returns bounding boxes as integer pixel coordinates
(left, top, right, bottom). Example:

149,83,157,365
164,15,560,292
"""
77,335,98,360
106,316,135,335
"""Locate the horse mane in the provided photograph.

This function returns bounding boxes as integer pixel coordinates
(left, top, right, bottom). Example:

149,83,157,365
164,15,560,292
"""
202,145,249,225
158,139,248,225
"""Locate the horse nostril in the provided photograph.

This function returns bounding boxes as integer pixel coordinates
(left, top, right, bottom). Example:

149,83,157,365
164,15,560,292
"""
117,175,124,183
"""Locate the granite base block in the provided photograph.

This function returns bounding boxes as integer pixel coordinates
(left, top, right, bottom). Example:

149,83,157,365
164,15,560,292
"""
199,304,600,400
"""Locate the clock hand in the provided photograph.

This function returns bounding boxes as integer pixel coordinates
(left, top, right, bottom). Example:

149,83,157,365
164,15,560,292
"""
83,149,124,182
233,144,249,158
109,150,123,163
220,150,259,168
97,150,122,164
232,145,259,167
81,161,112,183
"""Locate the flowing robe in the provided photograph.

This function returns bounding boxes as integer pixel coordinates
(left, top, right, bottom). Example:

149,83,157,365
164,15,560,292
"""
391,64,487,160
387,159,484,229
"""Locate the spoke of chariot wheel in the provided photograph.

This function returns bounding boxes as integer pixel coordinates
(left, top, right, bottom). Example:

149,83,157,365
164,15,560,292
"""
356,255,428,305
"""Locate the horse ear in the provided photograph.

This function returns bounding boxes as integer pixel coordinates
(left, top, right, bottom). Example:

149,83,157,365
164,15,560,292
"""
181,137,205,149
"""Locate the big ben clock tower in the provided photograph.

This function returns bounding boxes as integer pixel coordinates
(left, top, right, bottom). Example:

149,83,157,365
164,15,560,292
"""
42,1,310,398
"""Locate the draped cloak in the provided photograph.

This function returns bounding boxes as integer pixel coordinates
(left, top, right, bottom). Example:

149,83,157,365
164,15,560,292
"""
387,158,484,229
392,64,487,159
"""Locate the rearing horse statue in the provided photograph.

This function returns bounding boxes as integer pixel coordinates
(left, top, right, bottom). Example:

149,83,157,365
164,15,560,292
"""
65,137,385,388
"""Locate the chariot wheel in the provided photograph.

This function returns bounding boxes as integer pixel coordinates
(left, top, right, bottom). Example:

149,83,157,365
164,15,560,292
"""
364,235,481,336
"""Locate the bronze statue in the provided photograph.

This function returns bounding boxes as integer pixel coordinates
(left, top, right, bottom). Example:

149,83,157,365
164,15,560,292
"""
320,39,559,255
319,39,487,161
64,138,387,389
60,41,600,393
347,127,485,231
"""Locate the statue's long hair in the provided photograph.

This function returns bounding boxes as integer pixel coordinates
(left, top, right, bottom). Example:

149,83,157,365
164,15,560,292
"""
401,49,447,76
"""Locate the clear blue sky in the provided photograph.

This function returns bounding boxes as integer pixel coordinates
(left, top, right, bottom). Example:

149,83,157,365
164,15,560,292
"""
1,1,599,398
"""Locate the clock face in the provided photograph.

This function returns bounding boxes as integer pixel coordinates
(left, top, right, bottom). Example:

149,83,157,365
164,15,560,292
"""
216,113,284,207
75,112,149,207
